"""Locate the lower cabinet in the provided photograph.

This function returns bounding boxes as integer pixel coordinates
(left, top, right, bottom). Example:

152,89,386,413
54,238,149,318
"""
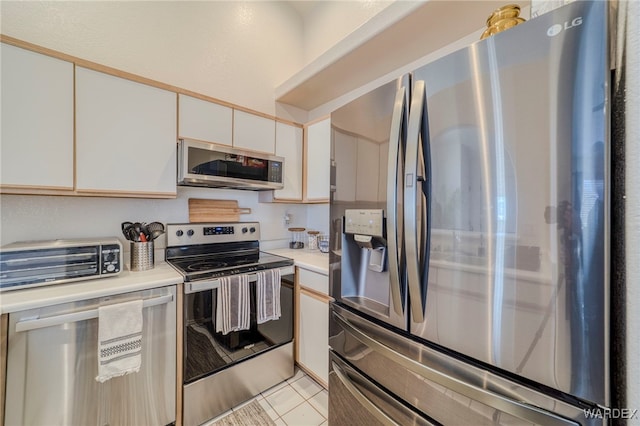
296,269,330,388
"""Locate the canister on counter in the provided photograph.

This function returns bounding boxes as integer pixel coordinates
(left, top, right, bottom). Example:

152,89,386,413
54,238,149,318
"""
288,227,305,249
307,230,320,250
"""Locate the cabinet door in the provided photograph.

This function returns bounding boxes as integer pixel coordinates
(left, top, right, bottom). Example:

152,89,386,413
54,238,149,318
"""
273,122,303,201
75,67,177,196
332,129,357,202
305,119,331,201
298,291,329,386
178,94,232,146
355,137,380,202
233,110,275,154
0,43,74,189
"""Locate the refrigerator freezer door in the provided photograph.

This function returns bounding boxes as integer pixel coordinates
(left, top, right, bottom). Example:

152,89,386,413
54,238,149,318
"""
329,352,435,426
330,303,591,426
411,1,608,405
331,76,409,330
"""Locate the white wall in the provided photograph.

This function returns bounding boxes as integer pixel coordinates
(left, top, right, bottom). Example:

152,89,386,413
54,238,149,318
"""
0,1,332,249
0,188,308,251
299,1,393,65
0,1,304,115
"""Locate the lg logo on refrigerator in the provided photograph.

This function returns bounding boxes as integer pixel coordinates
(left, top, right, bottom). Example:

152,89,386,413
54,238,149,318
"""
547,17,583,36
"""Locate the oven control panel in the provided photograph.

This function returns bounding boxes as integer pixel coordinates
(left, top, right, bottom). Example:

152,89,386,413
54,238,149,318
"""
204,226,235,235
166,222,260,246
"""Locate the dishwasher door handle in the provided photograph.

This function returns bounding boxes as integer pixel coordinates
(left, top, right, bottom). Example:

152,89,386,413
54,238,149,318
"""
14,293,174,333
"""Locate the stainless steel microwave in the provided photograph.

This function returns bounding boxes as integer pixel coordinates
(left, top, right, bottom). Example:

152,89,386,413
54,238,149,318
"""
0,238,122,292
177,139,285,190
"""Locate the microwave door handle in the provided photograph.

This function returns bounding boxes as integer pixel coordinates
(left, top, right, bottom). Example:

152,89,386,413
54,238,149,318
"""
386,84,407,317
404,80,426,323
14,294,174,333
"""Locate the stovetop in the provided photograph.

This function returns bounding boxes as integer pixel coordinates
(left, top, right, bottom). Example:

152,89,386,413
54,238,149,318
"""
165,222,293,282
167,250,293,282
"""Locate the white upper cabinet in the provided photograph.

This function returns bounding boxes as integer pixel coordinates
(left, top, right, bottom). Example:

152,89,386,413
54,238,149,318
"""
273,122,303,201
356,137,380,202
332,129,357,202
178,94,232,146
75,67,177,196
0,43,74,189
233,110,276,154
305,118,331,201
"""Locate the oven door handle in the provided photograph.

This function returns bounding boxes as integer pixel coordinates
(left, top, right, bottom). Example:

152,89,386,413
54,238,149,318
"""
185,265,295,294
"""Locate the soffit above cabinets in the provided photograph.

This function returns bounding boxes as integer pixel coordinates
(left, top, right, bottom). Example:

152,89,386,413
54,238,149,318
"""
276,0,530,112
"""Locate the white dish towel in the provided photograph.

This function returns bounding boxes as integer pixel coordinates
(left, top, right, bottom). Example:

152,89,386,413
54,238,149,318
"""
256,269,281,324
215,274,250,335
96,299,143,383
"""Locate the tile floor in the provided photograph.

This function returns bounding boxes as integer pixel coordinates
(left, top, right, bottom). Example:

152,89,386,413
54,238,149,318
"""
205,367,328,426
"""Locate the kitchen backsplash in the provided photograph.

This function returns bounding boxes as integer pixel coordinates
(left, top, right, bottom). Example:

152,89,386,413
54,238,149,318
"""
0,187,328,251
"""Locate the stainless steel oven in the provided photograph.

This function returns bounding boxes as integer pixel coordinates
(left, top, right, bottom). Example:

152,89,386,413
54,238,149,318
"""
166,222,294,426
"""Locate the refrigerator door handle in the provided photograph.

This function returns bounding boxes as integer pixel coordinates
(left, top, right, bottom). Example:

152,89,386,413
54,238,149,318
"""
386,85,407,317
404,80,426,323
333,310,579,426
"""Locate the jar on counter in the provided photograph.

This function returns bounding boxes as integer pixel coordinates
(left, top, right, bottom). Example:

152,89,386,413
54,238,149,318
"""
307,230,320,250
288,227,305,249
317,234,329,253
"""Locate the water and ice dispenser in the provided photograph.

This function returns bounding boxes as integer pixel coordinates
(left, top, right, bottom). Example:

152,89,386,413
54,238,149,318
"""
344,210,386,273
339,209,393,317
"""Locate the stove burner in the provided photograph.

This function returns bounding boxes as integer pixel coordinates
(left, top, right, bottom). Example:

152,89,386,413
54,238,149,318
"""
186,261,228,271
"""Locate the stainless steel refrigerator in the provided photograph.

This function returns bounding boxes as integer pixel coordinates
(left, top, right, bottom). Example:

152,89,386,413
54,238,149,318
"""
328,1,610,425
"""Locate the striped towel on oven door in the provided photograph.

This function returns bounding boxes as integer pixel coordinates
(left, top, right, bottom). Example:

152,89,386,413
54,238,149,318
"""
215,274,250,335
96,299,143,383
256,269,281,324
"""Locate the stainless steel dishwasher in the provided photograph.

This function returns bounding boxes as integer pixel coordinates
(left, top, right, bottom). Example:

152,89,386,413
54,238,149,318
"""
4,285,177,426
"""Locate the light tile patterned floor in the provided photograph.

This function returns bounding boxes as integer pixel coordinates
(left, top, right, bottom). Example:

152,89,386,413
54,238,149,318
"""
205,367,328,426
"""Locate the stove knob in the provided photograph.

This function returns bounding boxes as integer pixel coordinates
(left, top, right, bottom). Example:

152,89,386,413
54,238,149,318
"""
187,229,195,237
176,230,184,237
250,227,256,233
242,227,248,234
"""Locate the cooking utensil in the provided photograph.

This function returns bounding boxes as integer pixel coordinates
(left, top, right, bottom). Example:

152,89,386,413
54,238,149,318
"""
128,227,140,242
150,229,165,241
146,222,164,233
121,222,134,240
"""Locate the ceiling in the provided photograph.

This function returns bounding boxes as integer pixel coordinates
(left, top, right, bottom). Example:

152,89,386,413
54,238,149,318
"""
286,1,319,20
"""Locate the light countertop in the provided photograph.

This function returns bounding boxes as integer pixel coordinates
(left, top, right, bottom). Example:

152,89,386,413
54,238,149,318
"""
0,261,183,314
265,248,329,275
1,250,329,315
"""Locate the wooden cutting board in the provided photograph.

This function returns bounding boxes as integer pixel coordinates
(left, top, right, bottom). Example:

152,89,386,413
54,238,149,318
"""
188,199,252,223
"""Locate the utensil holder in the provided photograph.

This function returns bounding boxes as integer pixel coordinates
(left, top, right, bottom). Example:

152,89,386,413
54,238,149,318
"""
130,241,154,271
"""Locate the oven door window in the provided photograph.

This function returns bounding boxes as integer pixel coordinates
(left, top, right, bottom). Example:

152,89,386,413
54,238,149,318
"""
183,274,294,383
